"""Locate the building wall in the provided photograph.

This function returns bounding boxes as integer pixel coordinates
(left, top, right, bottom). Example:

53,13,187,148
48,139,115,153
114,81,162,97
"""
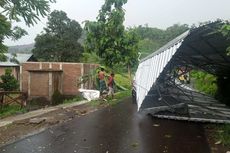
30,72,49,97
21,62,98,100
21,63,40,92
62,63,81,95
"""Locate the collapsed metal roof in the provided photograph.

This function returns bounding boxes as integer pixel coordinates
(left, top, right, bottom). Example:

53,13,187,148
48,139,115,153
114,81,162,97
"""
134,21,230,123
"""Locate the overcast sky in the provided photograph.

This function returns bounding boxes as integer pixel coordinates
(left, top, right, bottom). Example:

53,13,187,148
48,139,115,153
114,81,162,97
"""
4,0,230,46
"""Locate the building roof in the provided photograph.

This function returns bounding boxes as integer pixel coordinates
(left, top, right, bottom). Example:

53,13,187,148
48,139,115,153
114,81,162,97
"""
0,53,34,66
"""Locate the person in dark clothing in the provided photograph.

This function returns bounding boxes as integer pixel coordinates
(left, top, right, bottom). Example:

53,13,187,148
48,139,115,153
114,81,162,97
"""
98,68,106,95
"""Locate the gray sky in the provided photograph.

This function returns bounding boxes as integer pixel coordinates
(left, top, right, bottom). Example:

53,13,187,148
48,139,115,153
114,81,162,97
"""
4,0,230,46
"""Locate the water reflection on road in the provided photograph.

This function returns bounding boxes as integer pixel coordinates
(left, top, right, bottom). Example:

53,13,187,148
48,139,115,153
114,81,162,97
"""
0,98,210,153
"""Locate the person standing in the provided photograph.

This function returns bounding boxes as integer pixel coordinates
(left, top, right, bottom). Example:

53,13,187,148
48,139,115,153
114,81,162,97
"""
98,68,106,95
107,72,115,99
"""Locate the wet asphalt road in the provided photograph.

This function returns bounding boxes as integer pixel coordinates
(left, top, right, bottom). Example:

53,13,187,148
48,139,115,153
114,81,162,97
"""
0,98,210,153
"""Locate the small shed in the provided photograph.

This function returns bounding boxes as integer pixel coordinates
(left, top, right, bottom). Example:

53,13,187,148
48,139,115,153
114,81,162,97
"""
21,62,98,100
27,69,63,100
0,53,36,80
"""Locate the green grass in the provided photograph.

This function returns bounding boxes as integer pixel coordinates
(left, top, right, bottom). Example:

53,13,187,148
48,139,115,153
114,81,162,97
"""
0,105,27,119
115,74,131,90
113,90,131,100
190,70,217,96
215,124,230,146
63,95,84,104
90,90,131,107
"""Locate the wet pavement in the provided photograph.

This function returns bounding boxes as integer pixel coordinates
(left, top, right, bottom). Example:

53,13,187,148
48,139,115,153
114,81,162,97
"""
0,98,210,153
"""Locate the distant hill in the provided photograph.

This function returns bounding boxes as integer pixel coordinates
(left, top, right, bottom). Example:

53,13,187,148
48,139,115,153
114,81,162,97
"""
8,43,34,53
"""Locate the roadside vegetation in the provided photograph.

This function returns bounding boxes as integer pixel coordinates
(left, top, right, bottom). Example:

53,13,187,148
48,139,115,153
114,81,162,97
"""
190,71,230,147
90,90,131,107
0,105,27,119
215,124,230,146
190,70,217,96
63,95,84,104
0,69,23,118
115,73,132,90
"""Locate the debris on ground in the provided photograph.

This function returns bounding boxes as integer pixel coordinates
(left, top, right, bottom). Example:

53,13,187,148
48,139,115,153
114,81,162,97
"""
164,134,172,138
131,142,139,148
205,125,230,153
0,103,99,147
153,124,160,127
214,140,222,145
29,118,46,124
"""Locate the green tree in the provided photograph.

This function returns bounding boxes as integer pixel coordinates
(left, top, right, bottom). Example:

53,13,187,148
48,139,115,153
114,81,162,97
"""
0,14,11,57
0,68,19,91
32,10,83,62
81,52,102,64
0,15,27,57
133,24,189,59
164,24,189,42
84,0,139,68
138,39,162,57
133,25,164,41
121,29,139,82
0,0,55,53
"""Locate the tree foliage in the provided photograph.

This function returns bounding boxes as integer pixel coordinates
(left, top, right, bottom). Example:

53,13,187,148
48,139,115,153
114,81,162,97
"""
133,24,189,58
164,24,189,41
1,0,55,26
0,68,19,91
81,52,102,64
190,70,217,96
84,0,139,68
32,10,83,62
221,23,230,55
0,14,27,54
122,29,139,67
0,14,11,53
0,0,54,54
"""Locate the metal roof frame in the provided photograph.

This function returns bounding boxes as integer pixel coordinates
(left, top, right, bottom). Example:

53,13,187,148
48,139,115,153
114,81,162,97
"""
134,21,230,123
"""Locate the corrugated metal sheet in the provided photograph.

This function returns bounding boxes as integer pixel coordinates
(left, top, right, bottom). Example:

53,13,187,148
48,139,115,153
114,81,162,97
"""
135,38,185,110
134,21,230,123
0,53,33,66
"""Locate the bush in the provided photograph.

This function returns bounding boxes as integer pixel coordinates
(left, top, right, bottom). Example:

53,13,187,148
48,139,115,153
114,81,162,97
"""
190,70,217,96
0,68,19,91
51,90,64,105
115,74,131,90
215,124,230,146
190,70,230,106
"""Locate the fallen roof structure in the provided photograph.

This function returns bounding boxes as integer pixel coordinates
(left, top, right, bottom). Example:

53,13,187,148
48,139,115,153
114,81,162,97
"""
134,21,230,123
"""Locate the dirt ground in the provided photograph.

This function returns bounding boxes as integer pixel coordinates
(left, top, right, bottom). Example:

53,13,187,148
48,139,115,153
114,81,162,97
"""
0,101,229,152
204,125,230,153
0,102,107,147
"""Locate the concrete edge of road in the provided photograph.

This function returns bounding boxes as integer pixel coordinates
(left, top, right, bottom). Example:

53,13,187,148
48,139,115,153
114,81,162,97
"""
0,127,47,148
0,100,89,128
